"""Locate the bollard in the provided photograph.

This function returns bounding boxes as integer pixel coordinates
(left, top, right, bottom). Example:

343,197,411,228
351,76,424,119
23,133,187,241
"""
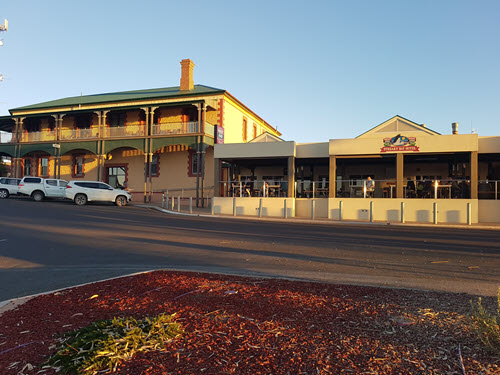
401,201,405,223
166,194,169,210
284,199,287,219
161,193,165,208
177,196,181,212
189,197,193,214
339,201,343,221
433,202,438,224
171,196,175,211
369,201,373,222
259,199,263,218
211,197,215,215
311,199,315,220
467,202,471,225
233,197,236,216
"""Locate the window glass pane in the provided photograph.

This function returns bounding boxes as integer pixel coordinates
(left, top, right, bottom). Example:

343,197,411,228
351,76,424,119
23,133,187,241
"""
98,183,112,190
24,159,32,176
76,156,83,175
46,180,57,186
192,154,199,175
59,181,67,187
151,155,158,175
40,158,48,176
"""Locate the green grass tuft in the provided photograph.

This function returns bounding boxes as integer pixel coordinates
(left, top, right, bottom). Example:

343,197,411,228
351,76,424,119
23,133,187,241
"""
470,287,500,357
46,313,183,374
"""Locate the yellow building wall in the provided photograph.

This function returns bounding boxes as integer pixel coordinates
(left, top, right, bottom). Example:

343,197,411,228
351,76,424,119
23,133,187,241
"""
222,97,278,144
212,197,295,217
328,198,477,224
104,147,214,196
295,198,328,218
478,200,500,223
59,153,99,181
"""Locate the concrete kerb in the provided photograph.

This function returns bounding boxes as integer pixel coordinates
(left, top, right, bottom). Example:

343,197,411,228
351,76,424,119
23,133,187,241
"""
138,204,500,230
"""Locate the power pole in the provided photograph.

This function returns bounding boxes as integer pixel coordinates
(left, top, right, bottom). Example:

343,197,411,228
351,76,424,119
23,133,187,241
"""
0,19,8,82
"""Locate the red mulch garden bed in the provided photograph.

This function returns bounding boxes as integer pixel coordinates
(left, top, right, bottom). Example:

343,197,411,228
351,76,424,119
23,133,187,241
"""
0,270,498,374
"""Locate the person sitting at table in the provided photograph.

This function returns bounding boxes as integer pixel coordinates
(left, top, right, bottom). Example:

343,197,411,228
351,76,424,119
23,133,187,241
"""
231,179,240,197
244,178,253,197
422,180,433,198
280,180,288,197
365,176,375,197
406,178,416,198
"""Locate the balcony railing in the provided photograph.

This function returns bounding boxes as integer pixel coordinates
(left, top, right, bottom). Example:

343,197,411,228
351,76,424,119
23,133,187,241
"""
61,126,100,140
19,130,56,142
104,125,146,138
0,132,13,143
152,121,199,136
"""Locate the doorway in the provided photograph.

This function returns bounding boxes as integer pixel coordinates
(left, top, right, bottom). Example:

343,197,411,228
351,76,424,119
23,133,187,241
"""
105,165,127,189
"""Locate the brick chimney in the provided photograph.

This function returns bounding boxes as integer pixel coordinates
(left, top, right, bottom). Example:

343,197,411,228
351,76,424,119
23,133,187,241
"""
180,59,195,91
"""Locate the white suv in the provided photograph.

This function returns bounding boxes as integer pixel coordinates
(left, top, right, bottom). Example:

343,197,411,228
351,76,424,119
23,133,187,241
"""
65,181,132,206
0,177,22,199
18,177,68,201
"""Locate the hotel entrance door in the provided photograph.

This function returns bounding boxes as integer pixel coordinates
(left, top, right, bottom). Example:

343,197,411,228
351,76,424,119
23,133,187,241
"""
106,166,126,189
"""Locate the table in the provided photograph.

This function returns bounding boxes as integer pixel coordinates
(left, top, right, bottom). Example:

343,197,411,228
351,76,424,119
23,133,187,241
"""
437,184,452,199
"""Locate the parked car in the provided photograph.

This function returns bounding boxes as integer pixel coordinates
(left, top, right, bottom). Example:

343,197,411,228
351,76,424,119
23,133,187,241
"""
0,177,22,199
18,177,68,201
65,181,132,206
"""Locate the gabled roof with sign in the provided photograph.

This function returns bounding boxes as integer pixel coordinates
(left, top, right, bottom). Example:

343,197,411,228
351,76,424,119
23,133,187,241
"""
249,132,284,143
356,115,441,138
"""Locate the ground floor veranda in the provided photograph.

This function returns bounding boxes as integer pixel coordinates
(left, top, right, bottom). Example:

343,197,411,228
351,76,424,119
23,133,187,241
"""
212,151,500,223
0,135,215,205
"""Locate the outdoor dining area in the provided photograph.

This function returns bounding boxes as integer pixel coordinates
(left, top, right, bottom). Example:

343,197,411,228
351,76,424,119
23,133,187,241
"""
224,178,288,197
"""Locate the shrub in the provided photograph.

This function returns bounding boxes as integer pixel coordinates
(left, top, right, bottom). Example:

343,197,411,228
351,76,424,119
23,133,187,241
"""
470,288,500,357
46,313,183,374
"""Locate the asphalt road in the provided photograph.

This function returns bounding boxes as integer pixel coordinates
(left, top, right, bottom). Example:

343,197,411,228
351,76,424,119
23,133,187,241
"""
0,197,499,301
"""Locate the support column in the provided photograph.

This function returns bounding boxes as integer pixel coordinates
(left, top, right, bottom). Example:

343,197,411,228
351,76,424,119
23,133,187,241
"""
196,136,201,207
329,155,336,198
396,153,404,198
143,143,149,203
100,111,109,183
13,118,20,178
56,115,63,179
95,111,102,181
470,151,478,199
200,104,206,207
148,107,157,203
288,156,295,198
214,158,221,197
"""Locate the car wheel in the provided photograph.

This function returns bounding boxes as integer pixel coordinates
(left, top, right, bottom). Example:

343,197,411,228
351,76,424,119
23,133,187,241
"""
0,189,9,199
74,194,88,206
32,191,44,202
115,195,127,207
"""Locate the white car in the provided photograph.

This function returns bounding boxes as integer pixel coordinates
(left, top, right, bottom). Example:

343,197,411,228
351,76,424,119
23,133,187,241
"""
18,177,68,201
0,178,22,199
65,181,132,206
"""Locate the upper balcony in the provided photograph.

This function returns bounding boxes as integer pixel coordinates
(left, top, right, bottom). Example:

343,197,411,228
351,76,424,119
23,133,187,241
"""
152,121,215,137
9,121,215,143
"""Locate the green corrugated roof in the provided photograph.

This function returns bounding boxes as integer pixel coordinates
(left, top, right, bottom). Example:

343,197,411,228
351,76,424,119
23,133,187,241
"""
10,84,225,112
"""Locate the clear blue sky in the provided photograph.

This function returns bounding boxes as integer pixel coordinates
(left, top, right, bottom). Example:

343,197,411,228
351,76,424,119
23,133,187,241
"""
1,1,499,142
